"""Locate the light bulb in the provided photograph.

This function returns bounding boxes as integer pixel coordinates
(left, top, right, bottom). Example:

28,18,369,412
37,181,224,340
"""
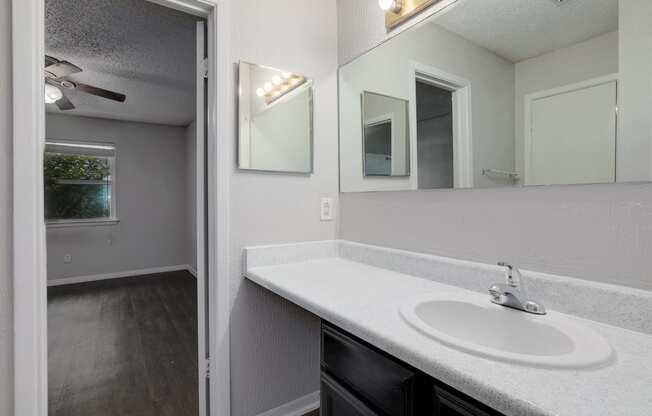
378,0,402,12
282,72,292,79
256,88,265,97
272,75,282,85
264,82,273,92
44,84,63,104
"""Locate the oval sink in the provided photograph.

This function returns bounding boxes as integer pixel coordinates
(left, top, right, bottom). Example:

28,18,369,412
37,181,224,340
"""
400,293,614,369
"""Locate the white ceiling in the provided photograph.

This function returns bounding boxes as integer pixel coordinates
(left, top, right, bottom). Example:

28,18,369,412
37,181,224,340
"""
433,0,619,63
45,0,201,126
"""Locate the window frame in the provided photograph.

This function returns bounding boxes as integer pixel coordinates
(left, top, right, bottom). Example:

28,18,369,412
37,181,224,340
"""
44,139,119,227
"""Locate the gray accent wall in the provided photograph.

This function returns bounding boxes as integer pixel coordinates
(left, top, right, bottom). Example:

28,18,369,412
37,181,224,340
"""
45,114,190,281
228,1,339,416
0,0,13,413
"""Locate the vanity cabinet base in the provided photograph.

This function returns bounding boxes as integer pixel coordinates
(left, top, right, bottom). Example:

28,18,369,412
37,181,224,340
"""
320,322,504,416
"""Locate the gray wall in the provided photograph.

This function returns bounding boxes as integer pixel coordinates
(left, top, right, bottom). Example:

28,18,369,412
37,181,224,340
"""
46,114,189,280
0,0,13,413
228,1,339,416
337,1,652,292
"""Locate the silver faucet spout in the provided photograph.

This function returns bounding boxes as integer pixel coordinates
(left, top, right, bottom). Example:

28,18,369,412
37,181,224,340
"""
489,263,546,315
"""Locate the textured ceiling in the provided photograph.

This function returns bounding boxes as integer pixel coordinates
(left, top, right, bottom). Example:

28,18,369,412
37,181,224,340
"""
45,0,201,126
433,0,619,63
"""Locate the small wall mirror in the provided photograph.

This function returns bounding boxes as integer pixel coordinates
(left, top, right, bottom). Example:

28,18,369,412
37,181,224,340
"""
362,91,410,177
339,0,652,192
238,61,313,173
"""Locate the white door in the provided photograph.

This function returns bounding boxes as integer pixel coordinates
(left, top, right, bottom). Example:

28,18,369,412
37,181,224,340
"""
195,20,209,416
527,80,617,186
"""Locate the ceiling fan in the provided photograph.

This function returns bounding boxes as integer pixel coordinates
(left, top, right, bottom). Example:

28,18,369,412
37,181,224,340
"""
44,55,127,110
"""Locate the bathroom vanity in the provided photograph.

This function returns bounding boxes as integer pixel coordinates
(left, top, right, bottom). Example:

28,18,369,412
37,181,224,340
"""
244,240,652,416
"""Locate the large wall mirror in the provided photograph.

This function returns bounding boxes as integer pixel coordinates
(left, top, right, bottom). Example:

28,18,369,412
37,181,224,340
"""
239,61,313,173
339,0,652,192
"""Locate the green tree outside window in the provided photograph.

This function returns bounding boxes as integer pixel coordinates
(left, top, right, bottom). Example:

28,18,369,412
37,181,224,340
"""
44,153,113,220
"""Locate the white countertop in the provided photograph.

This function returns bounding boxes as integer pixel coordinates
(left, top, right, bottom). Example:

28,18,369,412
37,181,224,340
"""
245,256,652,416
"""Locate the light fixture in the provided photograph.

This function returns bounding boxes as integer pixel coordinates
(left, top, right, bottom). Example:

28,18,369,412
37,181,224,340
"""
378,0,403,12
272,75,282,85
256,88,265,97
264,82,273,92
44,83,63,104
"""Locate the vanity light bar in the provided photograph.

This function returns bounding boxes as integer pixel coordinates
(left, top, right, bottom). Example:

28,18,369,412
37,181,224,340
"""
255,73,306,105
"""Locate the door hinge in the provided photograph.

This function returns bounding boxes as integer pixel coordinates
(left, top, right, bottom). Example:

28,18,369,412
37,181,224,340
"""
204,358,211,379
202,58,209,79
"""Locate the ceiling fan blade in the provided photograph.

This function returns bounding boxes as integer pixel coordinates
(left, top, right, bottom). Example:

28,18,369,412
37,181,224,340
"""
75,82,126,103
55,95,75,111
44,55,83,79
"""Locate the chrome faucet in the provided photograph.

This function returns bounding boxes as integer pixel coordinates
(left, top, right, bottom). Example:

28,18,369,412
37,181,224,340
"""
488,262,546,315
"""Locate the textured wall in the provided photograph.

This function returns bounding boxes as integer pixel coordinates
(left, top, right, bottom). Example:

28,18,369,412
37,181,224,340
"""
337,0,652,292
228,1,339,415
0,0,13,412
46,114,189,280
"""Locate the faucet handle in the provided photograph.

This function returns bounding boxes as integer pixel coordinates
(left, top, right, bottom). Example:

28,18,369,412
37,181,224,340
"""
497,262,521,288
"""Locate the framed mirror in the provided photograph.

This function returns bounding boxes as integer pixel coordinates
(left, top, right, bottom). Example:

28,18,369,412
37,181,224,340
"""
362,91,410,177
238,61,313,173
339,0,652,192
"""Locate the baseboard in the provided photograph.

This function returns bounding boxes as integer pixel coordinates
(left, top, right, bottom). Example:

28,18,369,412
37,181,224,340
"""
47,264,193,287
187,266,198,278
256,391,320,416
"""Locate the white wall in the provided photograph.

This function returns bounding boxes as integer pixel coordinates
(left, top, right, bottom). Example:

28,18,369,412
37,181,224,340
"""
185,120,197,272
0,0,13,413
618,0,652,182
339,22,515,192
228,1,339,416
338,0,652,292
46,114,189,281
514,31,619,181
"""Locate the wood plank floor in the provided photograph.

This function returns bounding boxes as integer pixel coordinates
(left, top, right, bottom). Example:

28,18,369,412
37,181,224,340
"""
48,271,198,416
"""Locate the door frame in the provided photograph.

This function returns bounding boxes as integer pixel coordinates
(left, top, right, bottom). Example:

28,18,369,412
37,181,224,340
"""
523,73,619,185
11,1,232,415
408,61,474,189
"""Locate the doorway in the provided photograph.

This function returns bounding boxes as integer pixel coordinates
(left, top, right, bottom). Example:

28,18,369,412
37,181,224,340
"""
12,0,230,415
415,81,454,189
408,62,474,189
43,1,207,415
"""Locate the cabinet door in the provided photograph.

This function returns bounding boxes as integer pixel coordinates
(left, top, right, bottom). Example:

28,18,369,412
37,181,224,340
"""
321,373,381,416
434,386,502,416
321,323,417,416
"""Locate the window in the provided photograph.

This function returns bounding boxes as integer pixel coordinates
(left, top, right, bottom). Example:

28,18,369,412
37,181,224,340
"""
44,140,117,225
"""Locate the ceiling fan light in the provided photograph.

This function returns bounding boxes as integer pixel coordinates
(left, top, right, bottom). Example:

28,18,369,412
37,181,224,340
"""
44,84,63,104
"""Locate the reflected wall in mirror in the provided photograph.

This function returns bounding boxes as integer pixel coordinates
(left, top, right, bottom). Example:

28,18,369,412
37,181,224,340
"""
238,61,313,173
339,0,652,192
362,91,410,177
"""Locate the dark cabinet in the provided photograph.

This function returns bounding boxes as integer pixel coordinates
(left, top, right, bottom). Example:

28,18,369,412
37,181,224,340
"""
434,385,503,416
321,373,381,416
320,322,504,416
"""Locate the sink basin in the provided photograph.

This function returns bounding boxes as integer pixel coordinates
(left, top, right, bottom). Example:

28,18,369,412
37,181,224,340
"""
400,293,614,369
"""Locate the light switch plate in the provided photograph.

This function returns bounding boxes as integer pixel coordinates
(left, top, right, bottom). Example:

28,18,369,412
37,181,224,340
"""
320,197,334,221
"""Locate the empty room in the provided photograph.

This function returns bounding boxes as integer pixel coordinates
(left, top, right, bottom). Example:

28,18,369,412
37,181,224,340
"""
43,0,207,414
